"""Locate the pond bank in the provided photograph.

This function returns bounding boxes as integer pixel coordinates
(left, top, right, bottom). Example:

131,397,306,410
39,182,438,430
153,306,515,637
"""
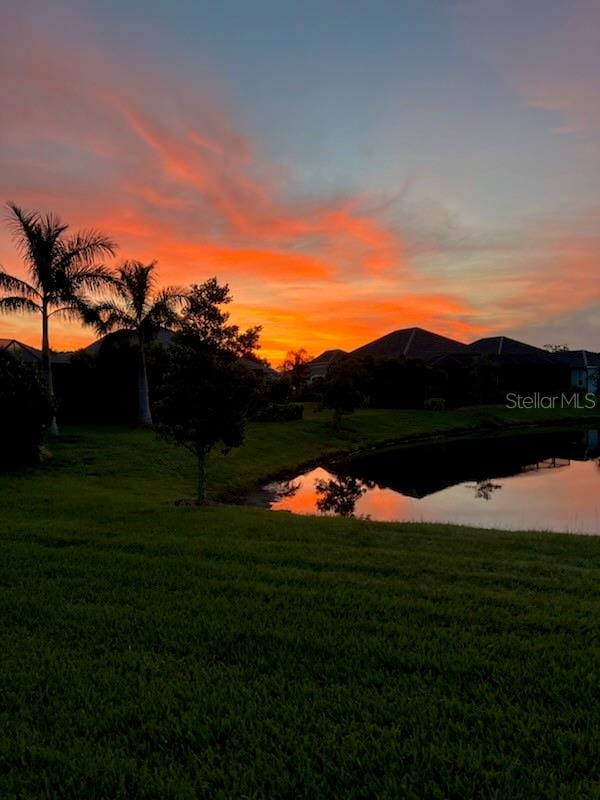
226,406,600,505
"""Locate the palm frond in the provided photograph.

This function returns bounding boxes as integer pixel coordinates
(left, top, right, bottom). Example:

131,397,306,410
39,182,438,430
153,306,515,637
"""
147,287,186,328
62,264,116,294
114,261,157,322
49,297,103,327
0,296,41,315
0,269,40,299
93,300,137,335
58,230,118,270
5,202,66,288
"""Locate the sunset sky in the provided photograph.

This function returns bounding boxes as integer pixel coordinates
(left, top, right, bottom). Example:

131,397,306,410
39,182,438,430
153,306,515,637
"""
1,0,599,363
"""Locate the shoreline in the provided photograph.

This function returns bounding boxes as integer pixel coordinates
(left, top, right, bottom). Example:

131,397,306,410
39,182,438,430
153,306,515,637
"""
229,409,600,507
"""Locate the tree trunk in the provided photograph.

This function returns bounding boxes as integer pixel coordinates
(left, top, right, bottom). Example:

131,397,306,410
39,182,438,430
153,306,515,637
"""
42,300,59,437
196,449,207,505
138,340,153,427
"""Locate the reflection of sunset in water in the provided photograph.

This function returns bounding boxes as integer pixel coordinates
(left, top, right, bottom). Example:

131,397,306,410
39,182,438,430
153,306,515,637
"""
268,460,600,535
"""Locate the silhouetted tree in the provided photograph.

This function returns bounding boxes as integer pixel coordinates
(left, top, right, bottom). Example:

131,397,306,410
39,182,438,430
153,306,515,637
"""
0,351,54,466
0,203,116,435
322,357,365,428
181,278,261,356
281,349,312,393
96,261,184,426
155,279,261,504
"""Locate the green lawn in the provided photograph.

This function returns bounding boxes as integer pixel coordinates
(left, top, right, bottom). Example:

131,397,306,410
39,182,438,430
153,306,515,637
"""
0,407,599,798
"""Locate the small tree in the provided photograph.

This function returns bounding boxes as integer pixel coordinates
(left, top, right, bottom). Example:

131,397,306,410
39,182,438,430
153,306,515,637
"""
0,351,54,467
322,357,365,429
155,279,261,504
281,349,312,393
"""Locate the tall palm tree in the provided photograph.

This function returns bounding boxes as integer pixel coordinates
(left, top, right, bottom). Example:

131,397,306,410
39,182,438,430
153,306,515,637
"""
97,261,184,427
0,203,117,436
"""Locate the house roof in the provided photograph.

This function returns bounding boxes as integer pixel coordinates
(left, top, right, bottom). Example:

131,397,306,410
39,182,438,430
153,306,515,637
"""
0,338,71,364
79,327,175,357
310,349,347,365
467,336,561,366
0,338,41,362
468,336,549,357
238,356,279,378
350,327,467,362
549,350,600,369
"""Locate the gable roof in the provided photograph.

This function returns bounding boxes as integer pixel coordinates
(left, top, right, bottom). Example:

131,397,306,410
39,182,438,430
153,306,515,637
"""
0,339,72,364
350,327,467,362
0,338,41,362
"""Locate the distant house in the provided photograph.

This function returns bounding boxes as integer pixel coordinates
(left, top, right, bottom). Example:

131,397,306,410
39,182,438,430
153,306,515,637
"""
238,356,279,379
467,336,553,361
465,336,571,394
0,338,71,364
550,350,599,394
307,329,592,399
350,327,467,362
78,328,175,358
1,332,277,379
308,349,347,381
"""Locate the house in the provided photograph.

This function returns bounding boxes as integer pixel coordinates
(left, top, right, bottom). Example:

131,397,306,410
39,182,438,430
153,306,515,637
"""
550,350,599,394
350,327,467,362
238,356,279,379
0,338,71,364
1,332,277,379
308,349,347,381
467,335,553,360
465,336,571,395
307,329,586,400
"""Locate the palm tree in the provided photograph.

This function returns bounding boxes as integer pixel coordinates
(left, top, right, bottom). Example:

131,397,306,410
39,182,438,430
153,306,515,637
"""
0,203,117,436
97,261,184,427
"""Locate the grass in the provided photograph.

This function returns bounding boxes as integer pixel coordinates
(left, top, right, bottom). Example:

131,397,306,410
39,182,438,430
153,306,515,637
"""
0,405,599,798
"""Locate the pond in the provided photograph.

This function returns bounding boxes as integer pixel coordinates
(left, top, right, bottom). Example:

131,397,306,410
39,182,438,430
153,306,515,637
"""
264,428,600,534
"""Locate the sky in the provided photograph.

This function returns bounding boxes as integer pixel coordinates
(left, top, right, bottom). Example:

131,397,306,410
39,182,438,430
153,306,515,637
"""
1,0,599,363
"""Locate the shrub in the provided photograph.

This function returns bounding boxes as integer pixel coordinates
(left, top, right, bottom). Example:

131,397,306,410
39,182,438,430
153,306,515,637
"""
424,397,446,411
0,352,54,467
253,403,304,422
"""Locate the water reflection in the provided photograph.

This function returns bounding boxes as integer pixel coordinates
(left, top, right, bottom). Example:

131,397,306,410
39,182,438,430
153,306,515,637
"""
265,428,600,534
314,475,370,517
468,480,503,501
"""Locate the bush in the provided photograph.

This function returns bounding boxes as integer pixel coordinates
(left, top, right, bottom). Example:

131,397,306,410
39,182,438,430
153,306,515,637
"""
253,403,304,422
424,397,446,411
0,352,54,467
